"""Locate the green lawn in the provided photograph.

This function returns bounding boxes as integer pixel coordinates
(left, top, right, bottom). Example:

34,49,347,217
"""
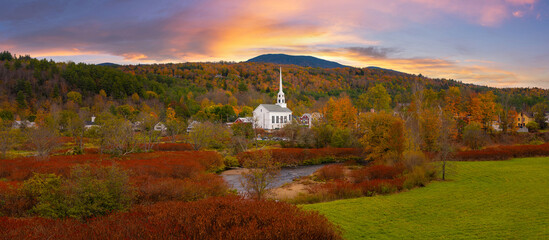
303,157,549,239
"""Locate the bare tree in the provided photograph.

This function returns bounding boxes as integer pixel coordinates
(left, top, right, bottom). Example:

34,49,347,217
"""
27,126,61,161
67,110,89,154
100,116,139,156
438,107,455,180
240,150,280,200
138,112,160,152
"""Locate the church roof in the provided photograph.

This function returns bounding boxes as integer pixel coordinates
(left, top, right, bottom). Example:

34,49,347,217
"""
257,104,292,113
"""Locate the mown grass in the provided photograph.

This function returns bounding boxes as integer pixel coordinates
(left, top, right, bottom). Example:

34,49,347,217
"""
303,157,549,239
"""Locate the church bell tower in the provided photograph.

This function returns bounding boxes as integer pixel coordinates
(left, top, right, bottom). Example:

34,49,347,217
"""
276,67,287,108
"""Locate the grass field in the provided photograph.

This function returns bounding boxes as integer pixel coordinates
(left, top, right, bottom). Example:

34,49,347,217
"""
303,157,549,239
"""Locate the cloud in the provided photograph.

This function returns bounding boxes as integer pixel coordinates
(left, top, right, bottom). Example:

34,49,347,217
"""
345,47,399,59
302,47,530,88
0,0,545,88
513,10,526,17
1,0,540,61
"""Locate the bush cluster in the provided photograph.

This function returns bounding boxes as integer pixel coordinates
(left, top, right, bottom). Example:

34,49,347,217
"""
0,197,342,240
316,165,345,181
0,151,225,181
456,143,549,161
237,148,363,166
2,164,133,219
293,164,406,204
151,143,193,151
0,151,229,217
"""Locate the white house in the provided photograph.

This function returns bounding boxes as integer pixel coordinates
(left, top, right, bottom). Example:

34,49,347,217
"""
187,120,199,132
154,122,167,132
84,115,98,129
253,67,293,130
12,120,36,129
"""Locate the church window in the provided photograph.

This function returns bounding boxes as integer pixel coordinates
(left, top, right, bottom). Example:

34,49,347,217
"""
272,116,275,123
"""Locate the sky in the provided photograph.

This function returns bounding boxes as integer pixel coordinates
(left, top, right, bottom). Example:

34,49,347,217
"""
1,0,548,88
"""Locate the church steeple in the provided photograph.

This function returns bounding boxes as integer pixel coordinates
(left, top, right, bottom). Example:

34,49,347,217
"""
276,67,287,108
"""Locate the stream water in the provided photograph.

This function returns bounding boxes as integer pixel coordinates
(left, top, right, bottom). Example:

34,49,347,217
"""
221,164,328,194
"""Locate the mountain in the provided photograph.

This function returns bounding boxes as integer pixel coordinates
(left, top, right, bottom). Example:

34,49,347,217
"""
246,54,349,68
366,66,403,74
97,62,121,67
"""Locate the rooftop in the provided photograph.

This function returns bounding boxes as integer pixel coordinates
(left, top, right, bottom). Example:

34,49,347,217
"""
258,104,292,113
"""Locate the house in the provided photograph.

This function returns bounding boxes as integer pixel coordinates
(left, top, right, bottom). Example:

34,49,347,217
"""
234,117,254,124
84,116,98,129
154,122,167,132
300,113,322,128
253,68,293,130
12,120,36,129
187,120,199,132
517,112,534,128
491,115,502,132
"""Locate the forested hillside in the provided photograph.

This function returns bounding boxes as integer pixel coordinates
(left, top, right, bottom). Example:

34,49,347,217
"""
0,50,547,122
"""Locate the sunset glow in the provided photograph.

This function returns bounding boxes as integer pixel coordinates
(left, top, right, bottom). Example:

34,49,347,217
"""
1,0,547,87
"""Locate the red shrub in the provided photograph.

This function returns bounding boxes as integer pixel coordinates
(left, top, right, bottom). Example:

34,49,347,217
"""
0,197,342,240
237,148,363,166
315,180,361,198
356,178,405,196
0,182,33,217
0,151,228,217
152,143,193,151
134,174,228,203
349,164,404,183
316,165,345,181
0,151,224,181
456,143,549,161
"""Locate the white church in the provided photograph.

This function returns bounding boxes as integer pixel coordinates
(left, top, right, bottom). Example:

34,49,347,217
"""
253,68,293,130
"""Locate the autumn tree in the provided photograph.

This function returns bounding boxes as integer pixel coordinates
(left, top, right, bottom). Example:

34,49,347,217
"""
499,95,517,133
240,150,280,200
164,107,182,143
312,122,334,148
358,112,405,164
323,96,358,129
532,102,548,130
462,122,488,150
66,91,82,105
231,122,255,153
188,121,231,150
357,84,392,112
469,92,498,131
131,93,140,104
419,108,441,152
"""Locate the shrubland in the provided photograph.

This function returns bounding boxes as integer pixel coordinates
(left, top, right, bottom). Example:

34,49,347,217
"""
0,196,342,240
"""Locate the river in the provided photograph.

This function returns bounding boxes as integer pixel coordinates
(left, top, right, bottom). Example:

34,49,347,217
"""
221,164,328,194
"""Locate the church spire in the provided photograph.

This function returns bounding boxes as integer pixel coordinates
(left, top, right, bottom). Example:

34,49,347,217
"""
276,67,287,108
279,67,283,93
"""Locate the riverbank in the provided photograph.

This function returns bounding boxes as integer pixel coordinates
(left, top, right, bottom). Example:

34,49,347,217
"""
220,165,328,199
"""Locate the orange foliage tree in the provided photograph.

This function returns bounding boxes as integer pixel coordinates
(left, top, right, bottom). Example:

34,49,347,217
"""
323,96,358,129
